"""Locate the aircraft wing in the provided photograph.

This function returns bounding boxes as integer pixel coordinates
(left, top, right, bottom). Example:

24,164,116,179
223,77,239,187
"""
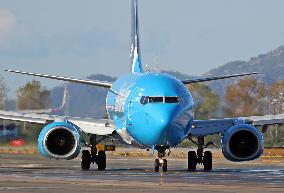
240,113,284,126
181,72,258,84
191,114,284,137
0,110,115,135
5,70,112,88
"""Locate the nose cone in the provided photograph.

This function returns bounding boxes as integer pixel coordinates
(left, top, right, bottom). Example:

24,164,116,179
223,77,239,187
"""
152,109,176,144
154,109,174,131
128,105,177,146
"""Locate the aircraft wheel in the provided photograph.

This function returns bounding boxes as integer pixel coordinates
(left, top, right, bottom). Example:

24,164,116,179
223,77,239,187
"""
203,151,212,171
97,150,106,171
81,150,91,170
162,159,167,172
188,151,197,172
154,159,159,172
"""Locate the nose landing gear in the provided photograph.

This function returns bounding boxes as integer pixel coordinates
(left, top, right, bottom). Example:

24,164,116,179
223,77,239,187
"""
154,145,169,172
188,136,213,172
155,158,168,172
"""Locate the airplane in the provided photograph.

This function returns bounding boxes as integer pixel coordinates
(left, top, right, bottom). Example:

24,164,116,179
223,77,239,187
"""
16,84,69,114
1,0,284,172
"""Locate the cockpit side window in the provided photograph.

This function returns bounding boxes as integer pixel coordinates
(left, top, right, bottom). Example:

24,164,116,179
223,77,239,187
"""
140,96,149,105
140,96,180,105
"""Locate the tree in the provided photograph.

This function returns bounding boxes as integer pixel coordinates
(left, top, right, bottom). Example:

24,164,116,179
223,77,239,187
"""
224,77,267,117
16,80,50,110
0,76,8,110
188,83,220,120
268,80,284,115
264,80,284,146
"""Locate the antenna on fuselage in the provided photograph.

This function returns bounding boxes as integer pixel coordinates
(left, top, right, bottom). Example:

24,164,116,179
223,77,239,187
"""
130,0,143,73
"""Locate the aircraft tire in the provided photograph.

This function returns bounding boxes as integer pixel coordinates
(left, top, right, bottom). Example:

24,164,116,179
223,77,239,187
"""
97,150,106,171
154,159,159,172
203,151,212,171
188,151,197,172
81,150,91,170
162,159,167,172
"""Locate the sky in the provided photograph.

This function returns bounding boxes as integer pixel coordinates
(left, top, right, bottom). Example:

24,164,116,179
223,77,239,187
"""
1,0,284,97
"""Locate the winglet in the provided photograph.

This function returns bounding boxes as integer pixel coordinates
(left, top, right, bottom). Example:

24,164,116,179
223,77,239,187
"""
130,0,143,73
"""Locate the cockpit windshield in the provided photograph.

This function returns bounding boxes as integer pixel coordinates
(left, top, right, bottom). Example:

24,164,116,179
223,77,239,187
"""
140,96,180,105
149,97,163,103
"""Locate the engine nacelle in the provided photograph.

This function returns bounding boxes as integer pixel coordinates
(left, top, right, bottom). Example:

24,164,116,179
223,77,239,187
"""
38,121,81,160
222,124,264,162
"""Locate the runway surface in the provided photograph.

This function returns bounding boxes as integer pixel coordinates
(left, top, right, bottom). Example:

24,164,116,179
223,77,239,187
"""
0,153,284,193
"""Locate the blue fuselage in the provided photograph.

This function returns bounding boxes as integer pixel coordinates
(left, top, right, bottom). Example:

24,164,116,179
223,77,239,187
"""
106,72,194,148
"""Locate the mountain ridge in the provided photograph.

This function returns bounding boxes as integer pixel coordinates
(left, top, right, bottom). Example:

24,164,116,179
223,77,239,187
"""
204,45,284,96
47,44,284,118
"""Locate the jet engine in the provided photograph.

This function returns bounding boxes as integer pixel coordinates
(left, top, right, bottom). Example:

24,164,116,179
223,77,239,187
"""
222,124,264,162
38,121,81,160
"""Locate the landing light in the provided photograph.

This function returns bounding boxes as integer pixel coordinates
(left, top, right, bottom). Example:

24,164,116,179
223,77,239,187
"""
159,159,164,164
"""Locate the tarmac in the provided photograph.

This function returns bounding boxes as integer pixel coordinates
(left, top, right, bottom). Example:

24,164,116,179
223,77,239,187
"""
0,152,284,193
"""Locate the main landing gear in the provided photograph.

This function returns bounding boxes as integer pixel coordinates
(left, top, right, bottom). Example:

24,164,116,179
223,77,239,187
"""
81,134,106,171
188,136,213,172
154,137,213,172
154,145,169,172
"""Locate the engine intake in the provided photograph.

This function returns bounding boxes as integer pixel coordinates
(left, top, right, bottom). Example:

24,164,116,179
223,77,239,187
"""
222,124,264,162
38,122,81,160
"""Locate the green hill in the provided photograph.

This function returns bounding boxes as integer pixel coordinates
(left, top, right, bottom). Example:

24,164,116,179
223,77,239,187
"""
204,45,284,96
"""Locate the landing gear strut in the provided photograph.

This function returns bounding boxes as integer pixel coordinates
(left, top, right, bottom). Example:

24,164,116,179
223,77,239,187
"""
188,136,213,172
81,134,106,171
154,145,169,172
